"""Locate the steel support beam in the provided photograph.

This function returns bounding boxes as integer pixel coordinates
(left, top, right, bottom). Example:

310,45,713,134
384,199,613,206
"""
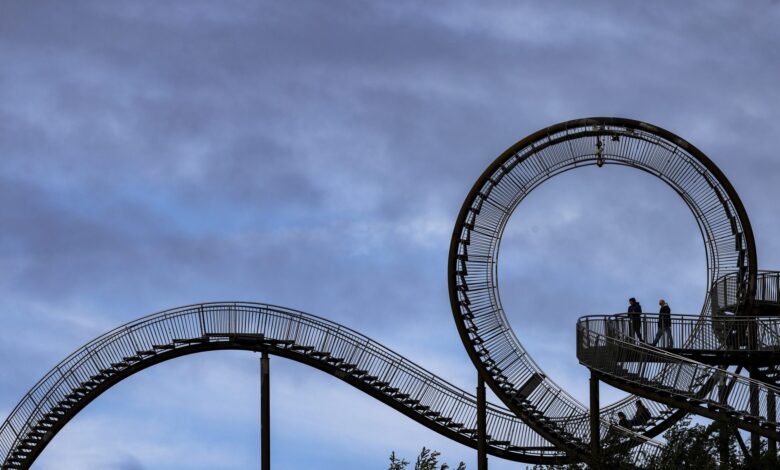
750,369,760,461
718,373,730,466
477,373,488,470
261,350,270,470
590,372,600,467
769,392,777,463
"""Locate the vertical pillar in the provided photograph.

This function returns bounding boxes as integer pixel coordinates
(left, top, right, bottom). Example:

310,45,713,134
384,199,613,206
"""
477,373,488,470
261,351,270,470
749,369,760,461
718,374,730,466
769,391,777,463
590,372,601,467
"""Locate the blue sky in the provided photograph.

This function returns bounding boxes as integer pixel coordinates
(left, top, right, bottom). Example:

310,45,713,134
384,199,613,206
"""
2,1,780,468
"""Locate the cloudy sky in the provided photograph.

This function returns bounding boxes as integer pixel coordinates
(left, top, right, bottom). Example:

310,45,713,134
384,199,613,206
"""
2,1,780,469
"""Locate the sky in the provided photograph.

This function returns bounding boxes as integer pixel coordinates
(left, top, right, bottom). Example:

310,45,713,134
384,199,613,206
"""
1,1,780,469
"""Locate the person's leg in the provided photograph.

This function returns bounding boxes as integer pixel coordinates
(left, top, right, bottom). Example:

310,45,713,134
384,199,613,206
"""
634,319,643,342
652,327,662,346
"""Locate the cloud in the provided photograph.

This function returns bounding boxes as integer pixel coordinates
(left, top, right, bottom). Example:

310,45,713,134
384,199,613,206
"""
2,1,780,468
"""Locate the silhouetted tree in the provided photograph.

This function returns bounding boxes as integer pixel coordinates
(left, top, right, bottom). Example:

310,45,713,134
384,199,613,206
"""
644,418,719,469
387,447,466,470
389,451,410,470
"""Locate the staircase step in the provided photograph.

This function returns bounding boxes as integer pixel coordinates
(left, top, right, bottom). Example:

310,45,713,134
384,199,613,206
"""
172,338,207,344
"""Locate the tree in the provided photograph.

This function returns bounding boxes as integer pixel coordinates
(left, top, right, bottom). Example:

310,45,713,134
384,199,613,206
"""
387,447,466,470
389,451,410,470
644,418,719,470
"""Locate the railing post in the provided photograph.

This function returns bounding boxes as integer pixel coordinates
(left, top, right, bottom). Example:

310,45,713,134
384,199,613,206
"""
261,351,270,470
590,371,601,467
477,373,488,470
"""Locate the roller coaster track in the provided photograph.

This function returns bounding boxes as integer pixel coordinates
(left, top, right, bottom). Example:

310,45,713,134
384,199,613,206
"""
4,117,779,468
447,117,763,462
0,302,660,468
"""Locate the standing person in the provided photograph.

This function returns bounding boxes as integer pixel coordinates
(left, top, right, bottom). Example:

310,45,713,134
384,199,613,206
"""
634,400,651,425
616,411,631,428
628,297,643,342
652,299,673,347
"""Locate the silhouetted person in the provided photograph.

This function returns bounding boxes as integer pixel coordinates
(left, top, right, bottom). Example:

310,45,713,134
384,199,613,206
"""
652,299,673,347
634,400,651,425
628,297,643,342
617,411,630,428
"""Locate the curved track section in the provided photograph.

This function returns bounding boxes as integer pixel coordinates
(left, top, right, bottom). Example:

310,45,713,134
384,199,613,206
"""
448,117,757,458
578,315,780,441
3,302,604,469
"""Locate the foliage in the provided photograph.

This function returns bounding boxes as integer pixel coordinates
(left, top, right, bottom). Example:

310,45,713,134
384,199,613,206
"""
390,423,780,470
389,451,410,470
644,418,719,470
387,447,466,470
532,418,780,470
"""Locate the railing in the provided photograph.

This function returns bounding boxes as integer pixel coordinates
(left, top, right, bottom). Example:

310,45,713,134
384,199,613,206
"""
579,314,780,352
577,317,780,435
2,302,563,468
712,271,780,313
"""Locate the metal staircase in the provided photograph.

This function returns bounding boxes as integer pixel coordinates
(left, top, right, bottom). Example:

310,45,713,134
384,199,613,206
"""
2,302,573,469
577,315,780,442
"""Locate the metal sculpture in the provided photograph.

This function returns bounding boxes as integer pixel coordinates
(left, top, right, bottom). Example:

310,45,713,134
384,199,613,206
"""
3,117,780,469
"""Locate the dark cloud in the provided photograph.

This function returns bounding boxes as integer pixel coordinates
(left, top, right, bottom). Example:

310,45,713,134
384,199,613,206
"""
2,1,780,468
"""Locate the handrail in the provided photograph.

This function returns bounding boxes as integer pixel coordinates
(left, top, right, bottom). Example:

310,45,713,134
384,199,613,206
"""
712,271,780,313
578,313,780,352
577,317,780,437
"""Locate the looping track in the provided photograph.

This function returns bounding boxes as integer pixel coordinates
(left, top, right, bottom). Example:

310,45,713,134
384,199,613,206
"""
3,117,779,468
448,117,762,460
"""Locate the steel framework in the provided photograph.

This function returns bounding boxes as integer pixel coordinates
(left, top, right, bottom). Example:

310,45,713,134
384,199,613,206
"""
448,117,763,461
3,117,780,468
0,302,592,468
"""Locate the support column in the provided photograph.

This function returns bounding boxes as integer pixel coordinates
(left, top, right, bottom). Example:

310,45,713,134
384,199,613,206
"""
590,372,601,467
749,369,760,461
769,391,777,463
718,373,730,466
477,373,488,470
261,351,270,470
